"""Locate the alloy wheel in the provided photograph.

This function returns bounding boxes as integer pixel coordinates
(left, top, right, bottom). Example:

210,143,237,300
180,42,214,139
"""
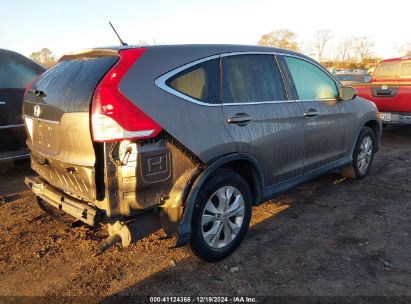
201,186,245,249
357,135,373,175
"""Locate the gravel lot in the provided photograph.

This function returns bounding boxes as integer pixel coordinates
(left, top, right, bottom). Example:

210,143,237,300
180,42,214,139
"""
0,126,410,302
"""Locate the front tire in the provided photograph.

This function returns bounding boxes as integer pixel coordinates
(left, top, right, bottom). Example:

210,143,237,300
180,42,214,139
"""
189,169,252,262
341,126,376,179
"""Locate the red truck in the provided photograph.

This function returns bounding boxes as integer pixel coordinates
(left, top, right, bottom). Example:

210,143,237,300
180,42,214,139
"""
354,57,411,125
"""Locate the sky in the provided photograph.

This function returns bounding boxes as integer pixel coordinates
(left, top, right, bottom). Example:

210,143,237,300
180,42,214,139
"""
1,0,410,60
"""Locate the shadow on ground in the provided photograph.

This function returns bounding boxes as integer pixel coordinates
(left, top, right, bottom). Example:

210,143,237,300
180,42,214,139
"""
0,159,32,197
0,127,410,299
102,127,411,297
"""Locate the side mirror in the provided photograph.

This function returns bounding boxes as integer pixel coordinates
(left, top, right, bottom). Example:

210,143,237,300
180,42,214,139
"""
338,86,357,101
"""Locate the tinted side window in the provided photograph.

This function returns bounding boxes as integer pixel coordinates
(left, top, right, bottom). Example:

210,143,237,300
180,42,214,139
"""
284,56,338,100
0,55,41,89
166,58,220,104
401,62,411,78
374,61,400,80
222,55,286,103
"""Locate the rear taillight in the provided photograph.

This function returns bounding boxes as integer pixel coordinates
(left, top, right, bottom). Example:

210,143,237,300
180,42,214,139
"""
23,76,41,140
91,48,162,142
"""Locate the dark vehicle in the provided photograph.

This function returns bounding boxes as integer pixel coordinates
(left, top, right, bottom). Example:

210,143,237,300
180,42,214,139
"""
335,73,371,85
0,49,45,165
24,45,381,261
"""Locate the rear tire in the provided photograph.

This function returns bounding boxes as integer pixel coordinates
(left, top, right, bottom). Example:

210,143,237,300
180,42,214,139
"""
189,169,252,262
341,127,376,179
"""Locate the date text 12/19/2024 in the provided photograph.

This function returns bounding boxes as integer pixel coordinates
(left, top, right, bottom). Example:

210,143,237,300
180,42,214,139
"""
149,296,258,303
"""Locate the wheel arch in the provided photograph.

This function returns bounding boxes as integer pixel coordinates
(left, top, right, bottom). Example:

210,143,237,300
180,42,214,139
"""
175,153,264,247
363,119,381,152
218,159,263,205
350,118,381,158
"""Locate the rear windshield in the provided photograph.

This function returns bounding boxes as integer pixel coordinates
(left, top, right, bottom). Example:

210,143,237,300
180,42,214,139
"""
401,62,411,78
32,56,117,112
374,60,411,80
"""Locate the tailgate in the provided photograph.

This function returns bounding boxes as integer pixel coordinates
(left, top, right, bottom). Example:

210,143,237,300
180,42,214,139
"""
23,52,118,202
354,82,411,113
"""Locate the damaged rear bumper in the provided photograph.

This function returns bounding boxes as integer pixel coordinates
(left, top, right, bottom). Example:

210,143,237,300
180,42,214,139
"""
25,176,101,226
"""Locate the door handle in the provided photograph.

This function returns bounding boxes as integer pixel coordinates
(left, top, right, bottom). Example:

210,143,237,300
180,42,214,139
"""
227,113,252,125
303,109,319,118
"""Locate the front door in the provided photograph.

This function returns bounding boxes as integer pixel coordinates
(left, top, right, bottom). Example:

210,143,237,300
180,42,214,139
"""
282,55,349,174
0,89,26,154
0,50,44,156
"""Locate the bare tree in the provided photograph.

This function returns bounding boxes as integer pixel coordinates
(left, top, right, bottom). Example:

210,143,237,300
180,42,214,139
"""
352,36,375,62
135,38,164,46
336,37,354,63
257,29,299,51
136,39,149,46
312,29,333,62
30,48,57,68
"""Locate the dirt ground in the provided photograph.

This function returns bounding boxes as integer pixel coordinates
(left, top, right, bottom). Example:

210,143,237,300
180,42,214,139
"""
0,127,410,302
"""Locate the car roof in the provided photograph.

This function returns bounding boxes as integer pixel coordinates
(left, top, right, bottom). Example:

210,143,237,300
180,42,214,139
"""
68,44,313,61
0,48,46,71
0,48,24,56
380,57,411,63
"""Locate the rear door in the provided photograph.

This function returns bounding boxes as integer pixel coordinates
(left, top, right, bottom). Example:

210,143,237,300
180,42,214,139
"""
0,51,44,156
282,55,350,174
221,53,304,187
23,53,118,201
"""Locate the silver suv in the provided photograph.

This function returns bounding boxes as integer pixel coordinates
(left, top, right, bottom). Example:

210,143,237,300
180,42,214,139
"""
23,45,381,261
